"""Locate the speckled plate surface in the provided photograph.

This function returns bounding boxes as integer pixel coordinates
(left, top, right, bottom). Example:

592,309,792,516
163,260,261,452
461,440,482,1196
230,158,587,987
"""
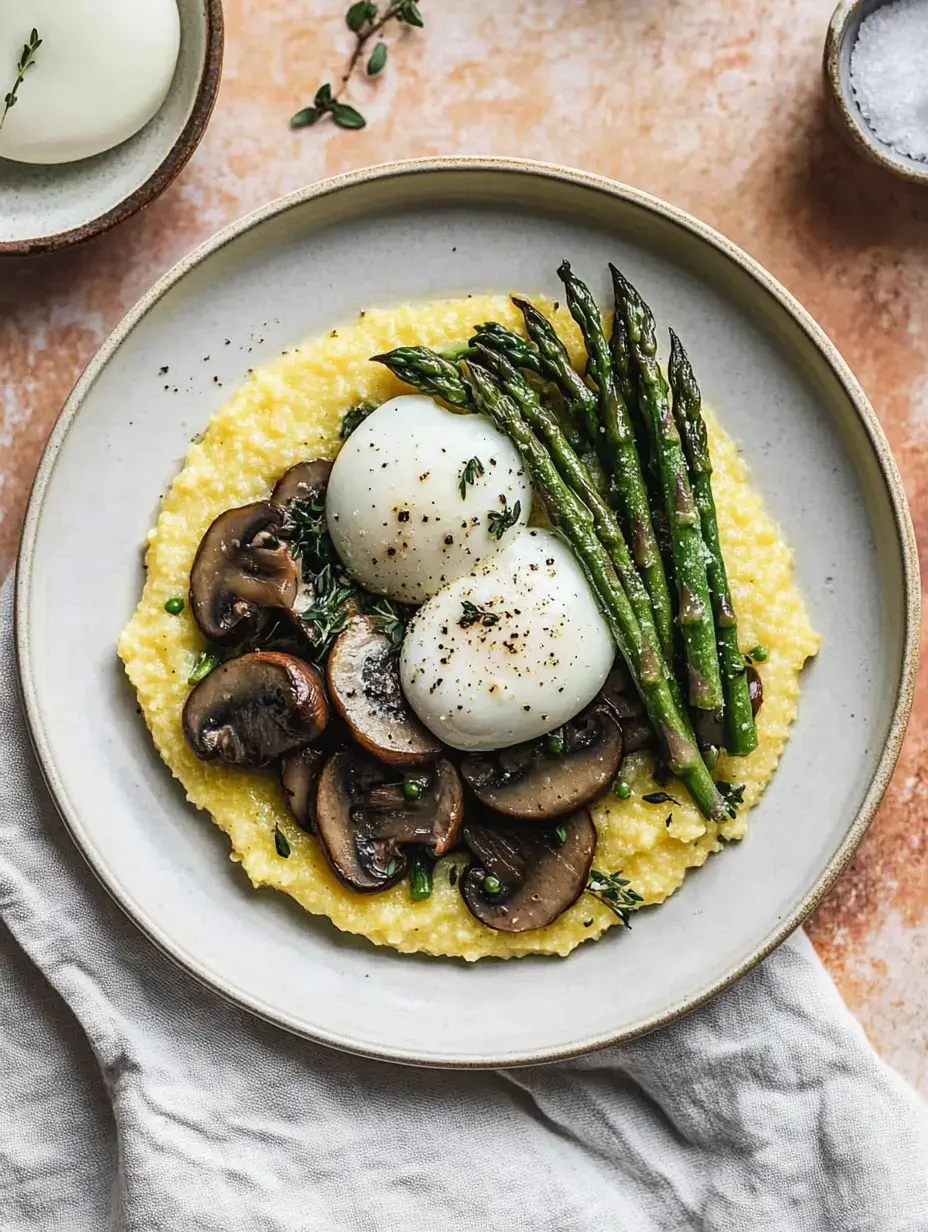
15,160,919,1067
0,0,223,256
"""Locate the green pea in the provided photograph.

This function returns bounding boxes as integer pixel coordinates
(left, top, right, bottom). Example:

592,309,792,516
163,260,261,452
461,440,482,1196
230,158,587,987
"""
749,644,768,662
164,597,185,615
403,779,424,801
483,874,502,896
613,780,632,800
545,734,566,756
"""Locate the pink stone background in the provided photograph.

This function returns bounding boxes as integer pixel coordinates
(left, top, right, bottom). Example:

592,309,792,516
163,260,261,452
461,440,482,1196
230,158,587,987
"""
1,0,925,1091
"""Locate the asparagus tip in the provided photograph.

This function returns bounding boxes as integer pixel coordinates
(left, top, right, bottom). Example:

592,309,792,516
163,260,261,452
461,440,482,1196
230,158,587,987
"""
556,259,572,280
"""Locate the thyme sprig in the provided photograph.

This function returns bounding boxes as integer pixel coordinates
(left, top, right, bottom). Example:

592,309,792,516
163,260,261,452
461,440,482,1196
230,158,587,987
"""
458,456,485,499
586,869,644,928
285,498,335,574
487,497,521,541
291,2,424,133
301,564,355,654
1,28,41,133
459,600,499,629
716,781,746,820
369,598,406,646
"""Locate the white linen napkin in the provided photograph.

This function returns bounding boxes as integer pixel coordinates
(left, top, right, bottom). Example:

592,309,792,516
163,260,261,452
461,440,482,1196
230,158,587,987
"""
0,578,926,1231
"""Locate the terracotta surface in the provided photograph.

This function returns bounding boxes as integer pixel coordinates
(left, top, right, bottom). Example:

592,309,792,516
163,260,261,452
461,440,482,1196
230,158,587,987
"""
1,0,926,1091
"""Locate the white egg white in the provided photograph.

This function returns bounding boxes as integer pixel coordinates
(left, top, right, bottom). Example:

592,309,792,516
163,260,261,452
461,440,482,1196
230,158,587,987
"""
400,528,615,751
0,0,180,165
326,395,531,604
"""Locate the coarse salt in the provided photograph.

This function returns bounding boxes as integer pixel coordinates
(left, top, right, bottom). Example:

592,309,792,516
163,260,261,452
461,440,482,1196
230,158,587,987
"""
850,0,928,161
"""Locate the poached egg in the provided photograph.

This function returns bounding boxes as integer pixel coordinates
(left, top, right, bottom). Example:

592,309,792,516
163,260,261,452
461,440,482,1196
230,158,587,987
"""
400,528,615,751
325,395,530,604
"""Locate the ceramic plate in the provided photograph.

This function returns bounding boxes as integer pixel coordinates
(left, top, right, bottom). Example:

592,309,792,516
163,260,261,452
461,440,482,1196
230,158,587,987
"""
15,159,919,1067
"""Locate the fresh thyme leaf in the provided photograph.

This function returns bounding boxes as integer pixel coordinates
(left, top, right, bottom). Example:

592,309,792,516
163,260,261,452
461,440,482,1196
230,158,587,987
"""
487,497,521,541
397,0,424,26
315,83,334,107
458,455,485,499
716,781,745,820
347,1,378,32
331,100,367,129
274,824,291,858
642,791,680,806
367,41,388,74
586,868,644,928
369,598,406,646
291,106,320,128
459,600,499,629
340,401,377,438
1,27,42,133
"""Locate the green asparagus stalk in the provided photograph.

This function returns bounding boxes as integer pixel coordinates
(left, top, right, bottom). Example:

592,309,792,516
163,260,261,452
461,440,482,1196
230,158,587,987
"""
473,343,681,707
612,267,724,713
668,330,758,756
469,322,546,378
370,346,471,408
556,262,676,665
462,360,724,821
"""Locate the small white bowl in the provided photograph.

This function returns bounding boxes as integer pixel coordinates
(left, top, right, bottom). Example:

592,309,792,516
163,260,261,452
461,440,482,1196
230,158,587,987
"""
824,0,928,184
0,0,223,256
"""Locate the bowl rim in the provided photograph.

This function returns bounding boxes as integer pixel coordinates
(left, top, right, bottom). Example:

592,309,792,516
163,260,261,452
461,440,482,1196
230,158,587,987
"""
824,0,928,184
14,157,922,1066
0,0,224,258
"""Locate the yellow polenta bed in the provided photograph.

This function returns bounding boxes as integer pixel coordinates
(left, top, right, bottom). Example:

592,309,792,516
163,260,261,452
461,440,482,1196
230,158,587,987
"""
118,293,819,960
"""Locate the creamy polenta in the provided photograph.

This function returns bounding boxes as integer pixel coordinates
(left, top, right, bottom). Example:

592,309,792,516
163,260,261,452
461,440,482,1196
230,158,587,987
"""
117,295,819,960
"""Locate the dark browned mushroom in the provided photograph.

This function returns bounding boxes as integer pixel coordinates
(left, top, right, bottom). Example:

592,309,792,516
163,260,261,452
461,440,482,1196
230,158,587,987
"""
460,704,622,820
597,661,655,752
315,750,464,892
189,503,299,644
460,810,596,933
327,615,443,766
183,651,328,769
280,746,326,831
272,459,333,509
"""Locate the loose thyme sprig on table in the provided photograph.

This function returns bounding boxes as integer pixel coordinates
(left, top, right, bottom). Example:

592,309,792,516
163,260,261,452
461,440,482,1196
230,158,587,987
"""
1,27,42,133
291,2,425,132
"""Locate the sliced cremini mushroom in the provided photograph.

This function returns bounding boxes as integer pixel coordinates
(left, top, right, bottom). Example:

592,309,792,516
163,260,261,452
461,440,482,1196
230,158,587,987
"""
189,503,299,644
460,810,596,933
315,750,408,892
183,651,328,769
280,746,327,831
460,704,622,820
272,459,333,509
327,615,442,766
315,751,464,892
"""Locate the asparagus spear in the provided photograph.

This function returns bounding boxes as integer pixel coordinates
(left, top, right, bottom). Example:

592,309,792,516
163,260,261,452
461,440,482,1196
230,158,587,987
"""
462,360,724,821
469,322,546,378
473,342,689,714
668,330,758,756
370,346,471,408
612,267,724,713
556,262,676,665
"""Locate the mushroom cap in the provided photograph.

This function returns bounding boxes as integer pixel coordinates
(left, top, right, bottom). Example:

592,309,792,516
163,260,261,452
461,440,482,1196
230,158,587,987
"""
327,615,443,766
315,750,410,892
315,751,464,892
272,459,333,509
183,650,328,769
460,704,623,820
280,745,327,831
460,810,596,933
189,502,299,644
